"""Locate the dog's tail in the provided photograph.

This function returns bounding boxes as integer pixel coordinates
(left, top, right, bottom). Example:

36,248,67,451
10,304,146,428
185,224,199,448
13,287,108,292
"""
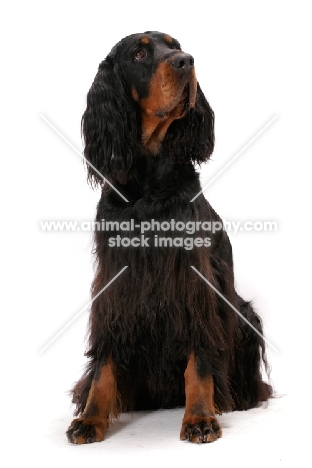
231,297,273,410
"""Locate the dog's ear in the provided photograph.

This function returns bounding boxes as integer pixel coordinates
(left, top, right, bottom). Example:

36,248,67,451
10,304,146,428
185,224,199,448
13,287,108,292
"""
163,83,215,164
81,53,140,187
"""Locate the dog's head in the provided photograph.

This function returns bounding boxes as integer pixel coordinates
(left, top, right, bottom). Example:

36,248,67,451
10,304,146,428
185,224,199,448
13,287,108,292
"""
82,31,214,186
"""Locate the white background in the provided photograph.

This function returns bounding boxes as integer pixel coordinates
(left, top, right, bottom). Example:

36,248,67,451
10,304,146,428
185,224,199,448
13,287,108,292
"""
1,1,311,465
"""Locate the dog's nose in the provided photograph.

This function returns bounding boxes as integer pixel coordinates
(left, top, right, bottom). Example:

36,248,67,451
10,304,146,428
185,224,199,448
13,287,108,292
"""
171,53,194,71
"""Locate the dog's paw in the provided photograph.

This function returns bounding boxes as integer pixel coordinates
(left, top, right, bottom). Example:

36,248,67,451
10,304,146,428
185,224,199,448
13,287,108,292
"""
180,416,222,443
66,418,106,444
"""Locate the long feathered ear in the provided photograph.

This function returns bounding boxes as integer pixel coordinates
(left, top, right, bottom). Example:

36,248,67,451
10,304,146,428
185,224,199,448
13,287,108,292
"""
163,83,215,164
81,54,140,187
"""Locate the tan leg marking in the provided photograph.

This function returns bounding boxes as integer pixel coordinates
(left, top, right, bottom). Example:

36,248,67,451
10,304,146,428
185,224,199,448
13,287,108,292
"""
180,353,222,443
67,358,117,444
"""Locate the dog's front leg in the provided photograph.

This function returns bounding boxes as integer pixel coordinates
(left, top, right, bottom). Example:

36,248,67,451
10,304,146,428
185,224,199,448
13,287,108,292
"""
67,358,117,444
180,353,222,443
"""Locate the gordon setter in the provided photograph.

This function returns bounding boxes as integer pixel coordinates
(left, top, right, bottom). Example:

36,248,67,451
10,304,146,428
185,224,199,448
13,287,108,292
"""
66,31,272,444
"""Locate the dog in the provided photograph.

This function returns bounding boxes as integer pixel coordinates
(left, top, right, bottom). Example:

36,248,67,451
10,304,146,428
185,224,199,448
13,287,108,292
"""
66,31,272,444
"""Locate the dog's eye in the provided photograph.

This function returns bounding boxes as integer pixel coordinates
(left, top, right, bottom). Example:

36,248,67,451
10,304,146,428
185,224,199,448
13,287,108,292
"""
134,50,147,61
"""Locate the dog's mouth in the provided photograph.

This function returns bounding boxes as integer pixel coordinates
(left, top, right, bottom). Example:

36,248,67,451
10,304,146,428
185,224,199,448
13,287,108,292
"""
181,83,190,107
181,80,197,112
174,78,198,115
187,71,198,109
175,84,192,117
156,80,197,120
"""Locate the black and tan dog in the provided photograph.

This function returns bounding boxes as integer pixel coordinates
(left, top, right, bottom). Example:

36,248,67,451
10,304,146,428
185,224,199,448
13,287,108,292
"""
66,31,272,445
